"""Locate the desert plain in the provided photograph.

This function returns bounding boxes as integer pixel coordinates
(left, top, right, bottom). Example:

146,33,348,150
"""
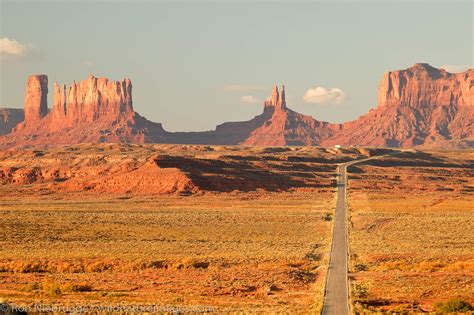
0,144,472,313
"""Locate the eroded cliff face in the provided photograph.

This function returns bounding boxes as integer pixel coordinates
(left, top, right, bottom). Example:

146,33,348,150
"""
0,64,472,149
49,75,134,129
1,75,166,148
22,75,48,125
377,63,472,108
322,64,473,147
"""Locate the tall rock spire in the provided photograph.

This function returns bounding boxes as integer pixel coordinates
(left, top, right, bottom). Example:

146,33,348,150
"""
264,85,282,108
270,85,279,106
53,83,67,121
278,85,286,109
24,75,48,124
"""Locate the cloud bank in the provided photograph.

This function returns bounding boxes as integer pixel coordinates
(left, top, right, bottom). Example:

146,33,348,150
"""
240,95,260,104
0,37,30,62
303,86,346,105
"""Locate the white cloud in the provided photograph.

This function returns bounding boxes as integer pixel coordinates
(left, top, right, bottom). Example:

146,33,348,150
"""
240,95,260,104
0,37,30,62
224,84,266,92
303,86,346,105
440,64,472,73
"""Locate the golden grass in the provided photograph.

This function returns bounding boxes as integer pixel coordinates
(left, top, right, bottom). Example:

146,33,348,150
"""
0,192,335,312
347,150,474,313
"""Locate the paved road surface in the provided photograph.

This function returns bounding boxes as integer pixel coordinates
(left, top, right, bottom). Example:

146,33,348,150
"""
321,161,350,315
322,155,396,314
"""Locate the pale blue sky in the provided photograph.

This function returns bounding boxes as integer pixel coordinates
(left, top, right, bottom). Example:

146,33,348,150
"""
1,0,472,131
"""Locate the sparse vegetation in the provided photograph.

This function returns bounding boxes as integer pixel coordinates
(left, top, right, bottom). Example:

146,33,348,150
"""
0,145,341,313
1,146,471,312
348,150,474,312
322,212,333,221
434,299,473,313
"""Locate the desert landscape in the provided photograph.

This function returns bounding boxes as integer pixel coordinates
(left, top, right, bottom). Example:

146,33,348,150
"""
0,145,472,313
0,145,372,312
1,1,473,314
348,151,474,313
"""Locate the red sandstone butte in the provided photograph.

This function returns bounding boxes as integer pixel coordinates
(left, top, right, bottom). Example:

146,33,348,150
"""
321,63,473,148
21,75,48,126
0,63,472,149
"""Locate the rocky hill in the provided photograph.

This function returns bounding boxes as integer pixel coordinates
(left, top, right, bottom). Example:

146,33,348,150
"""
0,63,472,149
0,108,24,135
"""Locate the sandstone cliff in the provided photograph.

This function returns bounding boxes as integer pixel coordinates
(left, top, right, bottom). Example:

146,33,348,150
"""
21,75,48,127
1,74,166,148
322,63,473,147
0,64,472,149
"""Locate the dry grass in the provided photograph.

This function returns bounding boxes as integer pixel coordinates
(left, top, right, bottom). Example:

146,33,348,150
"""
347,150,474,313
0,190,335,312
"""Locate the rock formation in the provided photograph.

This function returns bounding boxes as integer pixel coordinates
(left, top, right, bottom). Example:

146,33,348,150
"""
64,75,133,124
1,75,166,148
52,83,66,125
23,75,48,125
0,108,24,135
243,85,335,146
0,64,472,149
264,85,286,109
49,75,134,129
322,63,473,147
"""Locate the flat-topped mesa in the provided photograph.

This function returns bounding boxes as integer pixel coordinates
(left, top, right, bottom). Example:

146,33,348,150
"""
24,75,48,125
377,63,473,108
50,75,134,127
264,85,286,110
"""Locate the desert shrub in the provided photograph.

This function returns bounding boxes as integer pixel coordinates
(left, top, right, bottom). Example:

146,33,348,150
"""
42,279,62,297
13,261,47,273
353,283,369,299
288,270,317,284
61,282,92,292
354,263,368,272
288,260,306,268
85,260,113,272
23,282,41,292
304,253,322,261
434,299,473,313
192,261,209,269
322,213,333,221
417,260,445,272
172,259,209,270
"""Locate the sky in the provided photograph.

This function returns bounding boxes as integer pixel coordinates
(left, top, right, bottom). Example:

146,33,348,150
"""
0,0,472,131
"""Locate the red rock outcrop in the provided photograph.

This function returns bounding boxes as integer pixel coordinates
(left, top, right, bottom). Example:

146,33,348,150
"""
0,75,167,148
64,75,133,124
22,75,48,125
322,64,473,147
0,64,472,149
165,85,335,146
0,108,24,135
49,75,134,129
243,85,336,146
52,83,66,126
